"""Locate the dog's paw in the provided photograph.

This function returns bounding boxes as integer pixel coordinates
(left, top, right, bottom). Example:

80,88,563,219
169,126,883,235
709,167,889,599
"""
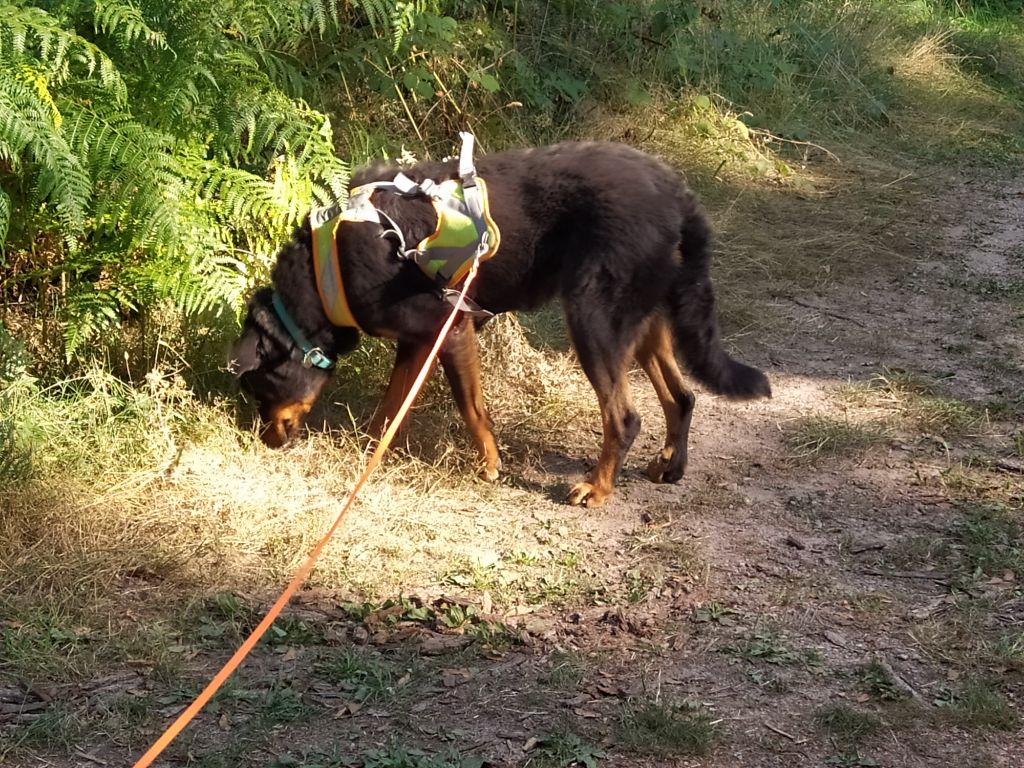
646,447,686,484
567,481,610,508
477,456,502,482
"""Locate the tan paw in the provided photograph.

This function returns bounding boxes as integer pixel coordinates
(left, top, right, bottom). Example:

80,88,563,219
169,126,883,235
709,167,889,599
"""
478,457,502,482
566,481,610,508
646,448,674,483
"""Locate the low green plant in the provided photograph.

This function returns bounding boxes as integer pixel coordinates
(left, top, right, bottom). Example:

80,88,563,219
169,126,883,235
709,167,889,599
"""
315,648,407,703
727,631,823,669
618,698,716,756
531,729,607,768
934,678,1018,731
858,658,904,701
362,743,484,768
815,702,882,745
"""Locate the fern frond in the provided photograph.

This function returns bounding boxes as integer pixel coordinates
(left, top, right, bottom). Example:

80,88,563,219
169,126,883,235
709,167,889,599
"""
1,4,128,101
198,163,290,230
352,0,391,34
0,188,10,246
62,102,182,251
0,73,90,241
63,282,122,359
94,0,168,50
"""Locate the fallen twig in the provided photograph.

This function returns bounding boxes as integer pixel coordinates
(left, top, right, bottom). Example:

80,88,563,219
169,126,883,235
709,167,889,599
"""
788,297,869,328
763,721,808,744
861,569,950,586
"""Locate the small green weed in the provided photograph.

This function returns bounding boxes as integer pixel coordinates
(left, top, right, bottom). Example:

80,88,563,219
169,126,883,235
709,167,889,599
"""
623,569,656,604
617,698,717,756
950,502,1022,584
727,631,823,669
0,611,96,680
315,648,408,703
987,633,1024,671
815,703,882,744
261,682,313,724
266,616,325,646
884,535,952,569
13,703,87,751
693,601,740,626
858,658,904,701
544,650,589,691
362,743,485,768
531,729,607,768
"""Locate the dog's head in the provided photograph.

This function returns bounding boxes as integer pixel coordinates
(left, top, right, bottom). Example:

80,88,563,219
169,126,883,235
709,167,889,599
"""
229,288,336,447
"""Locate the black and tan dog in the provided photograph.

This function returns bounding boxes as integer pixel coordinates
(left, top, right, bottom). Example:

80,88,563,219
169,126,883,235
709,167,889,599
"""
230,142,770,507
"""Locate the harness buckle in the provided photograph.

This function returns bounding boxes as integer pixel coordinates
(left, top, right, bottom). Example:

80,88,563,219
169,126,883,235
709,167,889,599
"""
302,347,330,369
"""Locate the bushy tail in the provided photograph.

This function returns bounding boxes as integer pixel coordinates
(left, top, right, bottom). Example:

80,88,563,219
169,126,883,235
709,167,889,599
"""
670,202,771,400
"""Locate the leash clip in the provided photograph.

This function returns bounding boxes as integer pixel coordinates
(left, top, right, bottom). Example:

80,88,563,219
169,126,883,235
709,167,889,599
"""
441,288,493,319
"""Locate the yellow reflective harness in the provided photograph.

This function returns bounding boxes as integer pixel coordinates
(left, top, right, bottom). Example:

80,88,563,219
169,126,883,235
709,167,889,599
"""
309,133,500,332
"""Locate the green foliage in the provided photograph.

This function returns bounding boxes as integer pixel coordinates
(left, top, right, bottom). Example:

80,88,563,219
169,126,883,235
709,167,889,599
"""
2,0,1023,365
1,0,353,358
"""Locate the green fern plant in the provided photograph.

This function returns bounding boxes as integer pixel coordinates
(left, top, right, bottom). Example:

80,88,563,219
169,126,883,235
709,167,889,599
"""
1,0,358,359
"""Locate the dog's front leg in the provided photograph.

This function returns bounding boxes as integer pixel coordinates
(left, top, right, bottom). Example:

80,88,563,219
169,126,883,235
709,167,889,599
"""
439,319,501,481
369,341,435,439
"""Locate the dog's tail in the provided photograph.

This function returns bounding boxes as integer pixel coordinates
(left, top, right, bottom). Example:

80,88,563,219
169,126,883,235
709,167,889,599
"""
669,201,771,401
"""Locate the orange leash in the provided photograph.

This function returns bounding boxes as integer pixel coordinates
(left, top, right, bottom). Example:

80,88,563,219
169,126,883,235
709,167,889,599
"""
131,260,482,768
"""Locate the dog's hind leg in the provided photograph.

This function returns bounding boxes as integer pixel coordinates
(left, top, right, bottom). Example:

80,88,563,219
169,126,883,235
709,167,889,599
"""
636,316,695,484
564,312,642,509
369,340,435,438
440,318,501,481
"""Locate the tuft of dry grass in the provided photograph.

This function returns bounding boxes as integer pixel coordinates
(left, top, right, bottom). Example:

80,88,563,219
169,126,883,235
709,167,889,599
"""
841,369,985,437
783,414,889,461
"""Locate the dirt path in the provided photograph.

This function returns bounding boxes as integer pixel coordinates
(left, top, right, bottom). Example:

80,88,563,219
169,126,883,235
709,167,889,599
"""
3,161,1022,768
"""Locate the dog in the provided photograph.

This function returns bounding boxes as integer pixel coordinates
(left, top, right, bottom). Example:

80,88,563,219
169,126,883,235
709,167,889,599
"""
230,141,770,508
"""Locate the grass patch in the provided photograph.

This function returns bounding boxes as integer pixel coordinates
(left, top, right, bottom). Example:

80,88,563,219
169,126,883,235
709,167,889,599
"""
315,647,413,704
815,702,882,745
544,650,590,692
7,703,87,752
884,535,953,570
951,501,1023,582
784,416,887,460
934,678,1018,731
260,682,314,724
727,631,824,669
617,698,717,757
841,370,986,437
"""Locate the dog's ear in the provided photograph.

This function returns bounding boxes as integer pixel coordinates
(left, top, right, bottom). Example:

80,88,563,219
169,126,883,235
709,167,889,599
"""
228,328,262,376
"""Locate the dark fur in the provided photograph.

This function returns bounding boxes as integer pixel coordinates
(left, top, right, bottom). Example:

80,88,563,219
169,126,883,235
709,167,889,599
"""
231,142,770,506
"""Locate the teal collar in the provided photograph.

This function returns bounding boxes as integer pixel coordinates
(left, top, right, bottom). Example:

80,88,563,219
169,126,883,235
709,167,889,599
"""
271,292,334,370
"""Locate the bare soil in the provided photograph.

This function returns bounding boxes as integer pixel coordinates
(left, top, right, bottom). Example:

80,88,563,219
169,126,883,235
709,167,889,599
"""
3,158,1022,768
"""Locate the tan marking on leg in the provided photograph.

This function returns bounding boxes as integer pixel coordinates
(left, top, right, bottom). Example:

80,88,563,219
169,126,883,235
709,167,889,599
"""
441,319,501,481
636,317,695,483
369,342,435,439
567,359,639,508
